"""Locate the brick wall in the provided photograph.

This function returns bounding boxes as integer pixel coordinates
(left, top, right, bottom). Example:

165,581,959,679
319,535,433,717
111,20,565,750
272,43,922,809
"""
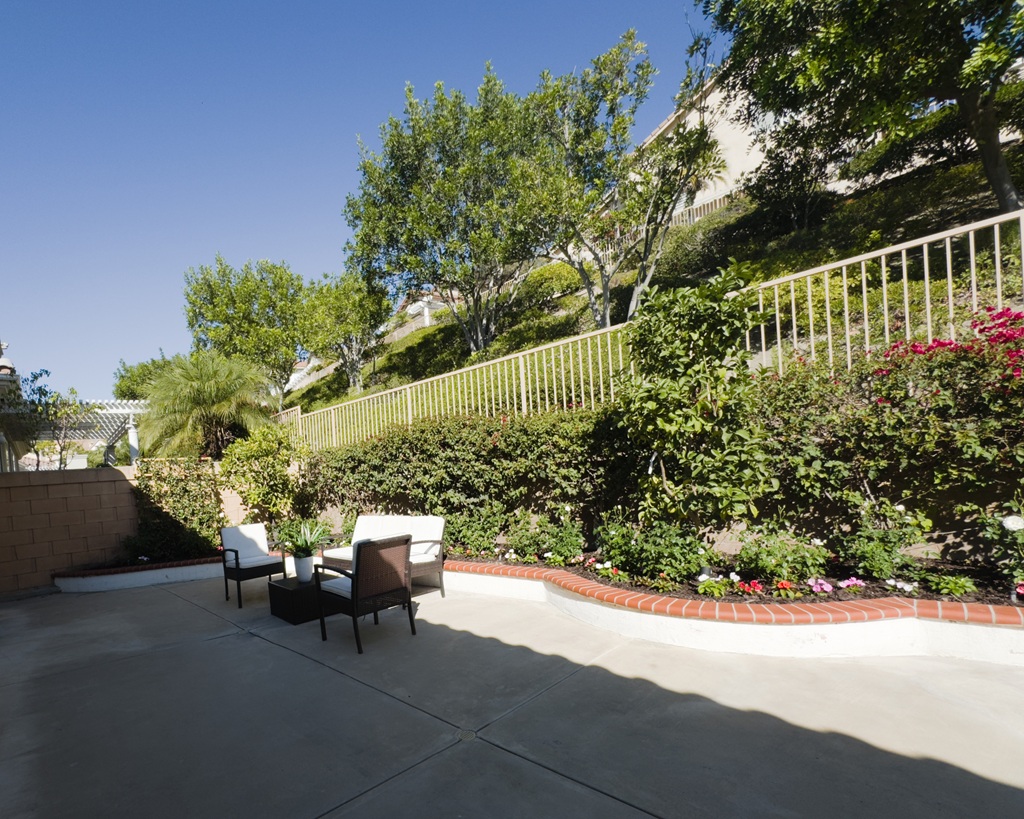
0,468,138,593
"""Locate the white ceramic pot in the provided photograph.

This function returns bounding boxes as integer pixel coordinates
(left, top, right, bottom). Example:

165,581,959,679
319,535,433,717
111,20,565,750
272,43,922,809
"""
294,556,315,584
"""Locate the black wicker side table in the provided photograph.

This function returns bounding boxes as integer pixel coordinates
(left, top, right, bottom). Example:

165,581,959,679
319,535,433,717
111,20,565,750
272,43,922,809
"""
268,577,343,625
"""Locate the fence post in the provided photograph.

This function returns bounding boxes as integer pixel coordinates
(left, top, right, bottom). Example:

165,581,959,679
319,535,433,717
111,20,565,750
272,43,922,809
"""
518,355,529,416
405,388,413,427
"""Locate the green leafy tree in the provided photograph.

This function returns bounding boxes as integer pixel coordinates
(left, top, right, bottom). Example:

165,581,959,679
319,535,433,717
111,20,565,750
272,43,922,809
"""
184,255,306,407
112,352,172,400
301,272,390,394
532,31,724,326
2,369,52,470
221,424,308,523
702,0,1024,211
45,387,97,470
346,67,545,353
139,351,270,460
618,266,776,527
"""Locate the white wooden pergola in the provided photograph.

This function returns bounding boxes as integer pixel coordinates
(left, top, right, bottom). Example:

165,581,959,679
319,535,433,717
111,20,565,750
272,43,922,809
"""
75,400,149,464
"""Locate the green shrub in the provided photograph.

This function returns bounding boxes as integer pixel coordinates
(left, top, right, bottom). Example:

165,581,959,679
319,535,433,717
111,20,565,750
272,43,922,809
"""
837,499,926,580
296,408,640,532
220,425,308,523
124,459,225,562
595,513,710,582
734,528,830,583
446,500,507,557
619,266,777,527
505,508,585,566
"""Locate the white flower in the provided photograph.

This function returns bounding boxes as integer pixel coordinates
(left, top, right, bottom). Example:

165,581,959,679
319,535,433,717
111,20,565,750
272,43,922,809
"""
543,552,553,559
885,578,896,586
1002,515,1024,532
894,504,906,512
697,548,705,555
697,573,710,582
729,572,740,582
811,538,824,546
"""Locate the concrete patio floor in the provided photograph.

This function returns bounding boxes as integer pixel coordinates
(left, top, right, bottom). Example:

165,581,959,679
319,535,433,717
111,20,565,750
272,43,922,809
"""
2,578,1023,818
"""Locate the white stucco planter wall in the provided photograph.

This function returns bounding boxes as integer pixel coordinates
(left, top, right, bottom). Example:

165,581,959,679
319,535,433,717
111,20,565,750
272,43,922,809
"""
443,570,1024,667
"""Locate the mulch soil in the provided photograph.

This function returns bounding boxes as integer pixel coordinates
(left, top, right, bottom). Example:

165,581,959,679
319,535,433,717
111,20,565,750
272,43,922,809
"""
454,555,1021,607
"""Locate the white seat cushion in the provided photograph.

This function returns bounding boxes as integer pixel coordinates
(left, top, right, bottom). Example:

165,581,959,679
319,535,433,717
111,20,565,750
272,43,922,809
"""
319,576,352,599
322,545,354,563
409,552,437,564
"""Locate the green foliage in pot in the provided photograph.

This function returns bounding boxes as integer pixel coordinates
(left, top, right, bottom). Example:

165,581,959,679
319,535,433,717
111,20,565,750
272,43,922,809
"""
274,518,332,558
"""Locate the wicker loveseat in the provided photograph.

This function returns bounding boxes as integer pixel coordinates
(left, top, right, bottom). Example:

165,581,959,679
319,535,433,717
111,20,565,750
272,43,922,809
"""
322,514,446,596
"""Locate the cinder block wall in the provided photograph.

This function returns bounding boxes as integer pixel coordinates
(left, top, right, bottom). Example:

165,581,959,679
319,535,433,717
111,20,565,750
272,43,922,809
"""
0,468,138,593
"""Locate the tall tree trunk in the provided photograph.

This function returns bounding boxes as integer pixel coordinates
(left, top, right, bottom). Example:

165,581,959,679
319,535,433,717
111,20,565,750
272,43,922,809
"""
959,90,1022,213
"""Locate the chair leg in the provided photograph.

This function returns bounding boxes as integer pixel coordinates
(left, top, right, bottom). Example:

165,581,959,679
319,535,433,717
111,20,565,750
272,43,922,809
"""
319,594,328,642
236,577,243,609
224,573,229,602
352,615,363,654
438,570,445,598
407,593,417,636
373,611,379,625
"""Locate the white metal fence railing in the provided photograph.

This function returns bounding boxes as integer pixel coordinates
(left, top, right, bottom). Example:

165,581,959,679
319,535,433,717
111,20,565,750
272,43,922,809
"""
279,326,629,451
746,209,1024,374
279,208,1024,451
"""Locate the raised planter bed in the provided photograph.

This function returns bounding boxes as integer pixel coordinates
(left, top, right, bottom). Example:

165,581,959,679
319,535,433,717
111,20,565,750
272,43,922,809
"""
52,557,224,593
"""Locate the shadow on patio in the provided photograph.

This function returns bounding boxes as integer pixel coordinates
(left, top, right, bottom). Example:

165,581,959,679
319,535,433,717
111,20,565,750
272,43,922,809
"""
2,579,1022,817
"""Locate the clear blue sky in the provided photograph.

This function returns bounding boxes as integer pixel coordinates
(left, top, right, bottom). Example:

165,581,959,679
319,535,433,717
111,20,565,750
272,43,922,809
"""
1,0,710,399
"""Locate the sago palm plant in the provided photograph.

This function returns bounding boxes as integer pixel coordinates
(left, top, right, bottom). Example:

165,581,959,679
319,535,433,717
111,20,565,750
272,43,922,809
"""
140,351,270,459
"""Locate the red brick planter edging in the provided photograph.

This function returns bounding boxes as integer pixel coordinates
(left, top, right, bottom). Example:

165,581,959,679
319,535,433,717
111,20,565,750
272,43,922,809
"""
446,561,1024,628
52,557,223,579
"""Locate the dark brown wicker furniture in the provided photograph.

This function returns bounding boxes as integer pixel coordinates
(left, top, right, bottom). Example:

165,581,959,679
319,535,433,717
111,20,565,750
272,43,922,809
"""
315,534,416,654
321,515,446,597
220,523,286,609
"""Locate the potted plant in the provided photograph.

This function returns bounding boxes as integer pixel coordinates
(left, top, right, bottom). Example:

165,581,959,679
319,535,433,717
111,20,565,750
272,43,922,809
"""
275,519,332,583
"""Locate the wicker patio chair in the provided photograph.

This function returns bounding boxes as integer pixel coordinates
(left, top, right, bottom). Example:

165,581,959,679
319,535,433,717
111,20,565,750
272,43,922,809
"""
315,534,415,654
321,515,446,597
220,523,286,609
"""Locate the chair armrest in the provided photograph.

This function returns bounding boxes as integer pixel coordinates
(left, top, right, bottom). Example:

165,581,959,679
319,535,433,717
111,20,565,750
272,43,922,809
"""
222,547,240,568
314,563,352,579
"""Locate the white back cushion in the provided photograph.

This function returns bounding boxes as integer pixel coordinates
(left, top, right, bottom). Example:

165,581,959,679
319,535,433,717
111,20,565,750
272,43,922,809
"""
221,524,274,567
351,515,445,558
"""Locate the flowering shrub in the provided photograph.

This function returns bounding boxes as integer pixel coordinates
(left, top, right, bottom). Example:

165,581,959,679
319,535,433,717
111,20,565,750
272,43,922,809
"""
772,579,802,599
697,574,733,597
752,307,1024,566
737,579,765,595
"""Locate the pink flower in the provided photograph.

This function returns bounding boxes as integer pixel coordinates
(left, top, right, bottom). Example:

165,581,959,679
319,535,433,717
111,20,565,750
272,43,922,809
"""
776,580,792,590
1016,583,1024,596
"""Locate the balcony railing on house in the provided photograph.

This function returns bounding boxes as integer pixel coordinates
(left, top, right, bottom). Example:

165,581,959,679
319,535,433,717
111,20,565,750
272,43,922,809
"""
279,208,1024,452
746,209,1024,374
